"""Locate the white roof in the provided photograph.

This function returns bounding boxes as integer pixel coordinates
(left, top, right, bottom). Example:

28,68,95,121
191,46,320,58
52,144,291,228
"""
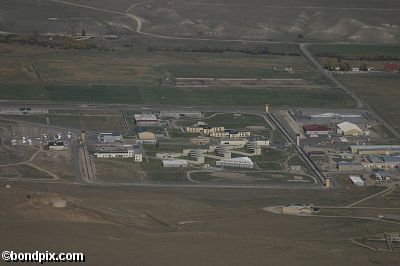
162,159,188,165
349,175,364,184
217,157,254,164
337,122,363,133
134,114,158,121
311,113,361,118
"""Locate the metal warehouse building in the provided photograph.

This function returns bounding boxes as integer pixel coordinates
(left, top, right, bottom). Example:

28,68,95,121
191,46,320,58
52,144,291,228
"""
99,132,123,143
216,157,254,169
310,112,364,123
337,122,363,136
162,159,188,168
350,145,400,155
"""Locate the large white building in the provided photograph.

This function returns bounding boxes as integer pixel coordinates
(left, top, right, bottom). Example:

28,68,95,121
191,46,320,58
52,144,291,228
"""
216,157,254,168
99,132,123,143
349,175,365,186
219,139,247,148
134,114,159,125
94,145,142,162
162,159,188,168
337,122,363,136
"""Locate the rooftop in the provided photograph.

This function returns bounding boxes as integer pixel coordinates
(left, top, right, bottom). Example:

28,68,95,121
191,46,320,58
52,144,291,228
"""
100,132,121,136
134,114,158,121
303,124,331,132
337,122,363,133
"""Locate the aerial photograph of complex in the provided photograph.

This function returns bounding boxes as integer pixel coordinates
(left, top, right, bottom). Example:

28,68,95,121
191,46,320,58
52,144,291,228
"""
0,0,400,265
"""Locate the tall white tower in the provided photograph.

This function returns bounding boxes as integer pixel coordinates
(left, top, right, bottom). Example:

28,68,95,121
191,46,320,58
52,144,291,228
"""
265,104,269,113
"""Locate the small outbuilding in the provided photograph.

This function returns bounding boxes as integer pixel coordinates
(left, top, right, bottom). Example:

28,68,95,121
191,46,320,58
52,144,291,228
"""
349,175,365,186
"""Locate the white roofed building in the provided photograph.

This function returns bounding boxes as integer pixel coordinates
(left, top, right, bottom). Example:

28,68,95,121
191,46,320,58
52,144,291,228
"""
162,159,188,168
337,122,363,136
349,175,365,186
134,114,159,125
216,157,254,168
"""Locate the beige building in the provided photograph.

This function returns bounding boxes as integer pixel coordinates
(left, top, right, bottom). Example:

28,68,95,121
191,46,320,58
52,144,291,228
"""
190,136,210,145
282,204,317,214
185,126,224,135
337,122,363,136
137,131,157,144
209,131,251,138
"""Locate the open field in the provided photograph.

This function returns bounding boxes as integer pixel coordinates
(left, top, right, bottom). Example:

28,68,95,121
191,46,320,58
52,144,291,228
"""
337,74,400,131
0,43,321,84
31,150,74,180
0,83,355,108
190,171,314,185
95,158,145,183
0,42,358,108
0,181,399,266
0,165,53,179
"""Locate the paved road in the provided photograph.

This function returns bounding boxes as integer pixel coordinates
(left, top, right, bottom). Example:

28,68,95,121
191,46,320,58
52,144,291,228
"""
71,140,82,183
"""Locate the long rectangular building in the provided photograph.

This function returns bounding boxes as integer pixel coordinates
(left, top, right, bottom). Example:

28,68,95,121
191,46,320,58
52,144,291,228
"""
94,145,142,162
350,145,400,155
216,157,254,169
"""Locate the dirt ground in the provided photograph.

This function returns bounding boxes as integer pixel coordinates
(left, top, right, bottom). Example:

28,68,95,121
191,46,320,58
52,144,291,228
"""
31,150,74,180
0,181,399,266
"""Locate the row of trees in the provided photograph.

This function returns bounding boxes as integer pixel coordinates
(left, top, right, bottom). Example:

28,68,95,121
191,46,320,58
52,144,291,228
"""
316,52,399,61
0,33,97,50
145,46,301,56
323,59,370,71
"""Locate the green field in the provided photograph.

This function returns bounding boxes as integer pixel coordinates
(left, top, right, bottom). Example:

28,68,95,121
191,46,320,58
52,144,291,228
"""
0,83,354,108
0,42,354,108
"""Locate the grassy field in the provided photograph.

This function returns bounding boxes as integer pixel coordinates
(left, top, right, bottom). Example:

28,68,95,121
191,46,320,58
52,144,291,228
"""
0,42,357,108
337,74,400,130
34,84,353,108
